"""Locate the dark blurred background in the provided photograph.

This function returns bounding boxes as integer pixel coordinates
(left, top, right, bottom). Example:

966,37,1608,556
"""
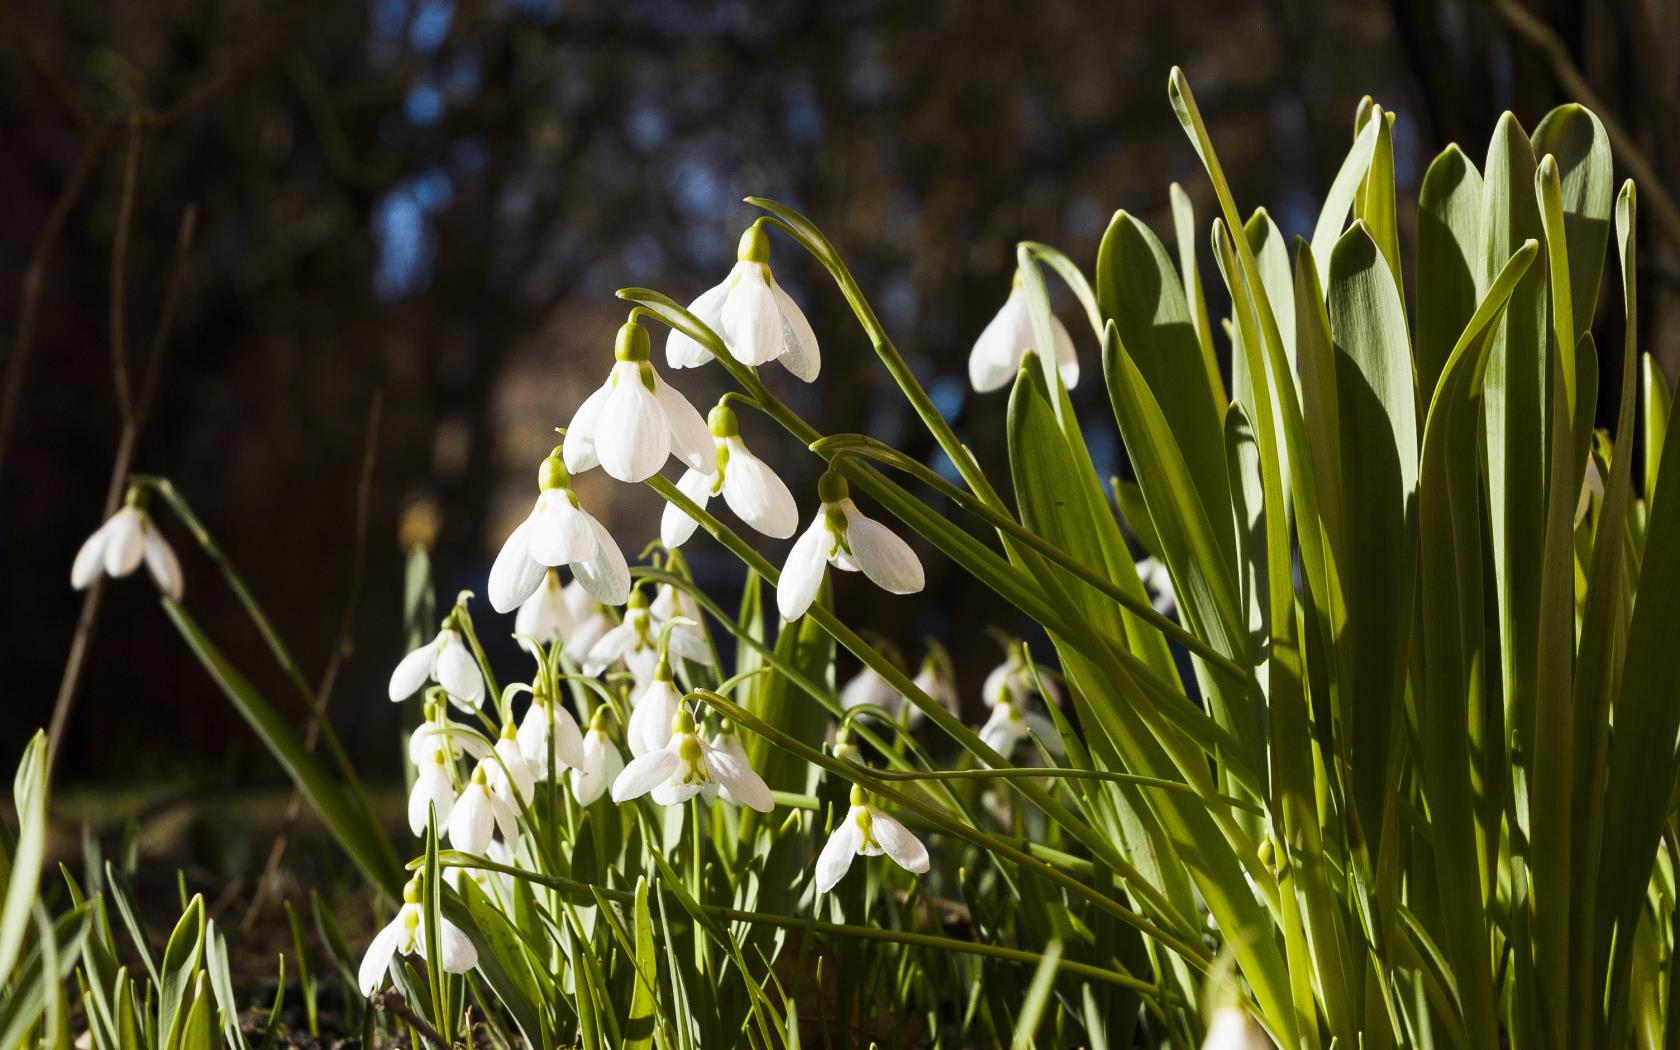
3,0,1677,805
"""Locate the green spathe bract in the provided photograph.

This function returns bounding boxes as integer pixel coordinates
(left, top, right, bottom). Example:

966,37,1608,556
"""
107,69,1678,1049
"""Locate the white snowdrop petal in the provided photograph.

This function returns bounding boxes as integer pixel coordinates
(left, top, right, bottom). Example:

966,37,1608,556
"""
721,265,784,366
628,680,682,757
979,704,1023,757
651,780,705,806
721,440,798,539
611,749,681,803
653,375,715,473
70,522,111,590
667,280,730,368
1202,1007,1268,1050
527,497,598,569
704,744,773,812
842,513,924,595
563,612,611,663
584,622,637,677
776,520,830,622
870,812,930,873
408,769,455,836
562,384,610,473
357,922,402,996
597,376,670,483
815,818,864,893
488,519,545,613
434,635,485,709
549,704,588,770
968,291,1029,393
142,531,183,601
1051,314,1080,389
661,470,713,549
770,279,821,381
572,516,631,606
448,788,494,855
103,509,146,578
436,920,478,974
389,643,438,701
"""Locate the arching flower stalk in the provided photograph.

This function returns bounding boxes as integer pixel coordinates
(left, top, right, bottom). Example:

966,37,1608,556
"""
815,784,930,892
611,707,773,811
662,402,799,548
71,488,183,600
666,223,820,380
564,319,712,483
489,448,630,610
777,470,924,622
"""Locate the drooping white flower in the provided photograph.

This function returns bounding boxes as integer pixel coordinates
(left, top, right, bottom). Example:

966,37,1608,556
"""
514,569,571,648
487,721,535,805
978,694,1062,761
408,748,458,836
515,688,587,777
981,650,1063,709
611,707,774,811
709,722,758,807
815,785,930,892
561,583,614,663
627,663,685,758
1575,456,1604,525
357,876,477,996
666,224,820,381
583,589,662,680
564,320,712,484
1201,1006,1269,1049
489,450,630,610
649,584,716,668
70,497,183,600
777,471,924,622
1135,556,1177,618
662,403,799,547
449,761,521,855
408,705,493,769
390,621,485,712
839,666,902,717
907,650,960,725
571,709,625,805
968,275,1079,394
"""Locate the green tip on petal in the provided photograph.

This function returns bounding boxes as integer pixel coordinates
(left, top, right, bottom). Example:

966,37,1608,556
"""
817,470,849,503
615,320,651,362
737,223,771,264
707,403,739,438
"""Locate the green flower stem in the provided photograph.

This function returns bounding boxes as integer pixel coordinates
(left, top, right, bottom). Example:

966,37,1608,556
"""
643,473,1205,943
812,433,1246,681
135,475,400,886
695,690,1212,971
450,599,502,719
1018,241,1104,341
429,851,1166,1000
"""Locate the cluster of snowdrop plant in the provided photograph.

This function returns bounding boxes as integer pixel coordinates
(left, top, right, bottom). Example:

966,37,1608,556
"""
74,68,1680,1050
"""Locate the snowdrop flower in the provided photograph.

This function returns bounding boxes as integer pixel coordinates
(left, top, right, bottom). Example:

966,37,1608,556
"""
649,583,716,668
777,471,924,622
666,224,820,381
907,651,960,725
515,687,587,777
1575,456,1603,525
571,709,625,805
514,569,571,650
408,747,458,836
583,589,662,680
982,650,1062,709
627,661,685,757
978,693,1062,761
1135,556,1177,617
70,494,182,600
815,785,930,892
408,702,493,769
968,273,1079,394
490,450,631,610
390,617,485,713
839,666,901,717
662,403,799,547
358,876,477,996
449,761,521,855
1201,1006,1269,1049
487,721,535,805
564,320,712,483
709,721,757,807
611,707,774,811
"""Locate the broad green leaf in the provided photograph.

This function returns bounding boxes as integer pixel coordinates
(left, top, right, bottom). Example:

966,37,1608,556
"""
1354,106,1404,312
1167,182,1223,398
1416,145,1485,400
1643,354,1672,503
0,731,47,981
1009,938,1062,1050
178,974,213,1050
1533,104,1613,344
204,921,250,1050
0,903,91,1050
625,877,657,1049
1308,108,1383,283
158,895,205,1050
452,876,551,1047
